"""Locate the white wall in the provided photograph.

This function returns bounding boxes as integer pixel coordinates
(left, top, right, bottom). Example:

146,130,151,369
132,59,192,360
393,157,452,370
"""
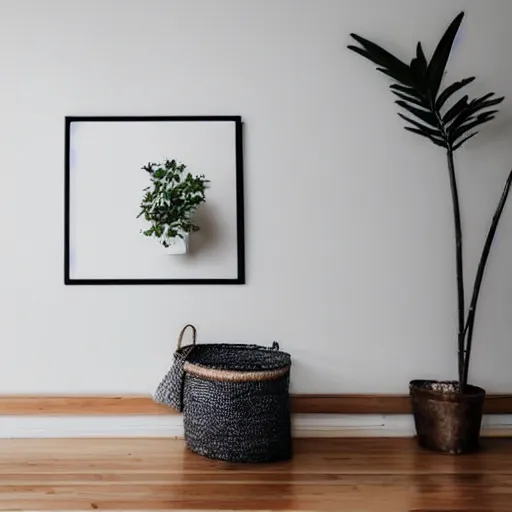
1,0,511,395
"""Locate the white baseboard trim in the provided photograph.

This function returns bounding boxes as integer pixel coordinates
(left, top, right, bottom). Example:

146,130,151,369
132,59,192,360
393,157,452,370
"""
0,414,510,438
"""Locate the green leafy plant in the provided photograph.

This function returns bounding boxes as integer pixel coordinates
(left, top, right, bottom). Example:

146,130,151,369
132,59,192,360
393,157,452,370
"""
137,159,209,247
348,11,512,392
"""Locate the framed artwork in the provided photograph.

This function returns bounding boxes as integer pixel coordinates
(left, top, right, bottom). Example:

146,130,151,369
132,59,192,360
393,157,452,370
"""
64,116,245,285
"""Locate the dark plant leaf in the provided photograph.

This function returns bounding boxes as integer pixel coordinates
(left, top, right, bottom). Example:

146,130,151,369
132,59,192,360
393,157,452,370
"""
410,57,421,77
398,113,443,138
427,12,465,99
456,94,503,120
475,110,499,121
410,58,426,87
469,114,496,128
436,77,475,110
451,117,495,142
349,33,412,80
452,132,478,151
392,91,428,108
410,43,428,88
416,42,427,70
396,100,438,127
443,95,469,124
450,96,504,128
471,92,496,107
347,45,376,64
475,97,504,109
390,83,425,99
377,67,412,85
404,127,447,148
463,96,504,117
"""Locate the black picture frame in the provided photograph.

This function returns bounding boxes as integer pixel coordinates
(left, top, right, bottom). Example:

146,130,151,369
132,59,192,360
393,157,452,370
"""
64,115,245,285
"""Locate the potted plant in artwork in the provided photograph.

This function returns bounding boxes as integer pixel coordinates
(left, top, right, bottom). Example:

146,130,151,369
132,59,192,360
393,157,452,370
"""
348,12,511,454
137,159,209,255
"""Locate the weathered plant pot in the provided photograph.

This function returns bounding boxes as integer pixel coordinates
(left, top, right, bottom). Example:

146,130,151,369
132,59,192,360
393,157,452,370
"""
409,380,486,455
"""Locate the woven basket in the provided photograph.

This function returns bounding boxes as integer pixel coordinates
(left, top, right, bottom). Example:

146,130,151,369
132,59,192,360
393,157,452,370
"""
154,325,292,463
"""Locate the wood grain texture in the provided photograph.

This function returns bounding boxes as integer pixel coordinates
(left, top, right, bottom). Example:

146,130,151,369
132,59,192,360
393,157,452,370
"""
0,437,511,510
292,394,512,414
291,394,413,414
0,394,511,415
0,395,173,415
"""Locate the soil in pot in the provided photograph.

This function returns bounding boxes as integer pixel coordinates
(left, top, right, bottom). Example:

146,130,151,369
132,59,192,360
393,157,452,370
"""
409,379,486,455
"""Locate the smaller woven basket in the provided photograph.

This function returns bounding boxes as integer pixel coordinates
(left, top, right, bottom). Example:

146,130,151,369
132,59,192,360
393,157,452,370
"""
154,325,292,463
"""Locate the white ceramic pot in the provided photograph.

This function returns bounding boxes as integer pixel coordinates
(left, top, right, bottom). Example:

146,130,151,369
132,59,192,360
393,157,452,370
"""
162,232,189,255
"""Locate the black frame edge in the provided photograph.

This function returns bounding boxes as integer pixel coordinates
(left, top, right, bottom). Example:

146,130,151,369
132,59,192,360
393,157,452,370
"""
64,116,245,286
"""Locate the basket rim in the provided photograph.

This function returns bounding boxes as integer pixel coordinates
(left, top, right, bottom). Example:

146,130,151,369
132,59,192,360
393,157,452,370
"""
178,343,291,370
178,342,290,354
183,361,291,382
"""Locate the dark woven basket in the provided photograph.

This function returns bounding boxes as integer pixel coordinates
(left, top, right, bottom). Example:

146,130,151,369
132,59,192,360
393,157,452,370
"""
154,325,292,463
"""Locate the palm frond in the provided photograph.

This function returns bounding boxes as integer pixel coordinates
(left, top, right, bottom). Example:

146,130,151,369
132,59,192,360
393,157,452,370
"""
451,116,495,144
397,113,443,138
348,33,412,85
452,132,478,151
389,84,425,99
410,43,428,89
427,12,465,99
391,91,428,108
443,96,469,124
436,77,475,110
449,95,504,130
404,127,446,147
347,11,504,152
396,101,438,128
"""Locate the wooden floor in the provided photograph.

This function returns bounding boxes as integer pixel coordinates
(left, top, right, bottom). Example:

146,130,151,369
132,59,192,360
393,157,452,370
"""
0,438,511,511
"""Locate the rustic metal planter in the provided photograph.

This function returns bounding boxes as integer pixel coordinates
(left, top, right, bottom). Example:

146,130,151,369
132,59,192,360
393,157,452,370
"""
410,380,486,455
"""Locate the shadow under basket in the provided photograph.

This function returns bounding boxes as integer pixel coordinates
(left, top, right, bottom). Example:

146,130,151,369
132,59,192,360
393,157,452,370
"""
155,325,292,463
410,379,486,455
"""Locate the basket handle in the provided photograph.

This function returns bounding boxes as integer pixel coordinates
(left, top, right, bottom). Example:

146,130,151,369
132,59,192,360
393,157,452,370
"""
177,324,197,350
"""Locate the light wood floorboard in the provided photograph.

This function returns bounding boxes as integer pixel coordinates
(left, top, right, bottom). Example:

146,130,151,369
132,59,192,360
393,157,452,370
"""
0,438,511,511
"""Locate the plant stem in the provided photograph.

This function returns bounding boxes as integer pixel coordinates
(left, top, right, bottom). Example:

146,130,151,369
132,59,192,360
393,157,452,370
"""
446,150,466,388
461,170,512,390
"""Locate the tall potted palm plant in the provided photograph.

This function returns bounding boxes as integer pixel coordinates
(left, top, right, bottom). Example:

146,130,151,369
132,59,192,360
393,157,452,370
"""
348,11,512,454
